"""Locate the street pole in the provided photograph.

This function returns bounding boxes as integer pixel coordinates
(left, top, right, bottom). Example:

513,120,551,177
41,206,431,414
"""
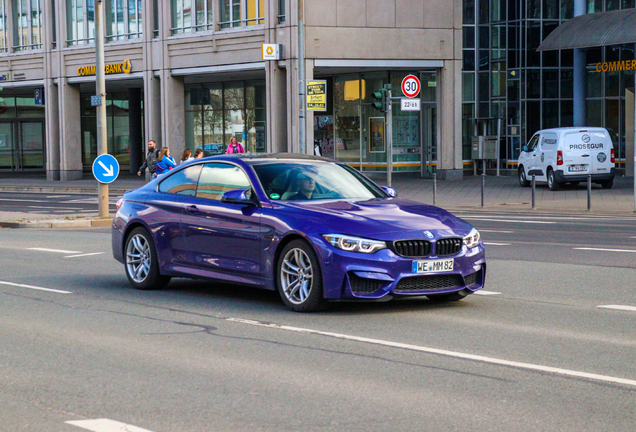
297,0,306,154
386,88,393,187
96,0,108,218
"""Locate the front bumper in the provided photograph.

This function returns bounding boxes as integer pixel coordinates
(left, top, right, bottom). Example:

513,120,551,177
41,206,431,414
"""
554,168,615,183
313,237,486,300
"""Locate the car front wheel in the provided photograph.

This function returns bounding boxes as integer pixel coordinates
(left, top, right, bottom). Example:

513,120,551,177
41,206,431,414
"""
125,227,171,290
277,240,327,312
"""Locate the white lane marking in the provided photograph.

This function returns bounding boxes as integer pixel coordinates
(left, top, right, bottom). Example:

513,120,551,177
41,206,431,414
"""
483,242,511,246
46,195,71,198
64,252,105,258
597,305,636,312
66,419,156,432
463,217,556,224
573,247,636,253
28,205,84,210
0,198,48,203
0,280,72,294
227,318,636,388
479,229,514,233
28,247,83,254
474,290,502,296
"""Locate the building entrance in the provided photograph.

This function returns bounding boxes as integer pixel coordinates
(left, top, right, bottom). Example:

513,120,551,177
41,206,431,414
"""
0,121,45,171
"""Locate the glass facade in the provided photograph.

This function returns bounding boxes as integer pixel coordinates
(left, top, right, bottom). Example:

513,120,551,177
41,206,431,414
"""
67,0,142,45
81,93,141,170
463,0,636,171
0,96,45,170
185,81,267,155
14,0,43,51
320,71,437,174
219,0,264,29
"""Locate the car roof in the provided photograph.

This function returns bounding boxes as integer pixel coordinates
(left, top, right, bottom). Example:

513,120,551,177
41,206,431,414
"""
197,153,338,165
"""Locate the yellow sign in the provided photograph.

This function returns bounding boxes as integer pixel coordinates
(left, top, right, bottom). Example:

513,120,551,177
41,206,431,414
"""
596,60,636,73
306,80,327,111
78,60,133,76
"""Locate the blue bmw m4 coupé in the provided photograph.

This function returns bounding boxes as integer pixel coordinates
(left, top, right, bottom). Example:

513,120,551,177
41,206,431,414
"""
112,154,486,312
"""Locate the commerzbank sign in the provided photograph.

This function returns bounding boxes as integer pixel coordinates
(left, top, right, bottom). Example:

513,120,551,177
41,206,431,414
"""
596,60,636,73
78,59,132,76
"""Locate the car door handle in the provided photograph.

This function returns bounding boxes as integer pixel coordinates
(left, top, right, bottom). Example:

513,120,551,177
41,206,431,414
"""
581,154,590,157
185,205,200,214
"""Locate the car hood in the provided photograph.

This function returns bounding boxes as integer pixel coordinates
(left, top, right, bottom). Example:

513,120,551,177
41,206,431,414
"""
280,198,473,239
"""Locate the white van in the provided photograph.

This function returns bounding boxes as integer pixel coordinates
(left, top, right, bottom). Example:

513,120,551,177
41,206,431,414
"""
517,127,615,191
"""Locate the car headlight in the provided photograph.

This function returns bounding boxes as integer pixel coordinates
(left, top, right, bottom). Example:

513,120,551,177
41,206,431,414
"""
322,234,387,254
463,228,481,249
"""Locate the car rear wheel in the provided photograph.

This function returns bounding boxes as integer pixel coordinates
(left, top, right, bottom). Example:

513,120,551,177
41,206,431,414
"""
601,178,614,189
426,290,468,303
277,240,327,312
125,227,171,290
518,167,530,187
547,168,560,191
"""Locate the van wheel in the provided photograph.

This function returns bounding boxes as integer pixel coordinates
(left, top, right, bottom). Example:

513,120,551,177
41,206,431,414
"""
547,169,560,191
601,179,613,189
518,167,530,187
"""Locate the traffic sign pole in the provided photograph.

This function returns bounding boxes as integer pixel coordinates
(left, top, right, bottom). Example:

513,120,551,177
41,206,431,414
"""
96,0,108,217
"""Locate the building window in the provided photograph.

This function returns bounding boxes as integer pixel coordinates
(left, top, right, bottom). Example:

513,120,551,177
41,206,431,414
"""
219,0,264,29
67,0,142,46
278,0,285,23
14,0,43,51
0,0,7,52
171,0,214,34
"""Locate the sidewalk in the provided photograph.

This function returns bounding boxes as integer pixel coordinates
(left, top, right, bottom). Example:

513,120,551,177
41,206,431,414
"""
0,171,635,227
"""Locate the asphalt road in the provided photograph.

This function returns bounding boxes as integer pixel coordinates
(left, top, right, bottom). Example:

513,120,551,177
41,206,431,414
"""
0,192,120,215
0,214,635,431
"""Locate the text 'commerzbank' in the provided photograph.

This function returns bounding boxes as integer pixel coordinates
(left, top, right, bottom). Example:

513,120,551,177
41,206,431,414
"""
78,59,132,76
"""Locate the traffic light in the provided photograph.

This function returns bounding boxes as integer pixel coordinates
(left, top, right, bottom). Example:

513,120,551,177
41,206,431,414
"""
371,88,386,113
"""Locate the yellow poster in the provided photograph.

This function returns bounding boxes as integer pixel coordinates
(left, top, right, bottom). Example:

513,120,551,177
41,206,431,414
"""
306,80,327,111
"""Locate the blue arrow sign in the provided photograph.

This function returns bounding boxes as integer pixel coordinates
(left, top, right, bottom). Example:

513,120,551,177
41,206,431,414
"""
92,154,120,184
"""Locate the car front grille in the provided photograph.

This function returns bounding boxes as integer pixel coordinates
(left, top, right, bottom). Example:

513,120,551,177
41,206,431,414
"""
435,238,463,257
394,274,464,293
391,240,432,257
349,274,384,295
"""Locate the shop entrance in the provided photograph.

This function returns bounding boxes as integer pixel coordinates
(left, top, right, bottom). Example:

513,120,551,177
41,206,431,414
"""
0,121,45,171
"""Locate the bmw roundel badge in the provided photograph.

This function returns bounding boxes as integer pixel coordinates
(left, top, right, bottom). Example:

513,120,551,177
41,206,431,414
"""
423,231,434,239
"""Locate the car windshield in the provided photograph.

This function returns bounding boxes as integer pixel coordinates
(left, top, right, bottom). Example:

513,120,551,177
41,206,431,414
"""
251,161,387,201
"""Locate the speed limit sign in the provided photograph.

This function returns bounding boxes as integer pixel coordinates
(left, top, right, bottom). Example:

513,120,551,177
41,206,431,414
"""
401,75,420,98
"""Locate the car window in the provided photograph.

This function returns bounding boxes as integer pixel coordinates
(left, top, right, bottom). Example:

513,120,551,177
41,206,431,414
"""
251,162,385,201
158,164,203,195
196,163,252,201
526,135,540,152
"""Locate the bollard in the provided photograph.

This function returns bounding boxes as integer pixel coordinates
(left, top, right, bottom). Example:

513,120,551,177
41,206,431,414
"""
531,174,536,210
481,173,485,208
587,174,592,211
433,172,437,206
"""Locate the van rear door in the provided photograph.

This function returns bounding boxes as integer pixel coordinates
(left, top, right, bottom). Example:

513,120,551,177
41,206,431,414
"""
561,130,609,176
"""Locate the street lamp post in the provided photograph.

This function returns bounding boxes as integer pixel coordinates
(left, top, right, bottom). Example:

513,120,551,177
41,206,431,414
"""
96,0,108,218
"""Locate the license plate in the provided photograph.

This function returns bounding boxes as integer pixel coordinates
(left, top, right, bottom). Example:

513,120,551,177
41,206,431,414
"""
568,165,587,172
412,259,454,273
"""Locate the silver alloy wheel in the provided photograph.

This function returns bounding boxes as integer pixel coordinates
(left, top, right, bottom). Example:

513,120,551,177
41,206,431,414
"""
280,248,313,305
126,233,151,284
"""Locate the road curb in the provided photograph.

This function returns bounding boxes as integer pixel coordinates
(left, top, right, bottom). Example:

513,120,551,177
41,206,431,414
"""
0,218,112,229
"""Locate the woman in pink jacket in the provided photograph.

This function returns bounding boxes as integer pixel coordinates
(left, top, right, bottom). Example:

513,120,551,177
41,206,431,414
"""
226,136,245,154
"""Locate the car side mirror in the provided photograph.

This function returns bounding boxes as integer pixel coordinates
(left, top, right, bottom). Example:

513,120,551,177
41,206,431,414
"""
522,145,529,152
221,189,255,206
381,186,397,197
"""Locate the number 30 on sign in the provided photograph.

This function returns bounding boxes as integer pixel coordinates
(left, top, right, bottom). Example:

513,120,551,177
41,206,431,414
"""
401,75,421,98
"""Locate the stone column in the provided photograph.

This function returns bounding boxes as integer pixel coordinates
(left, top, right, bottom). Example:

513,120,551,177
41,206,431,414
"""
436,59,463,180
58,80,83,181
266,61,288,153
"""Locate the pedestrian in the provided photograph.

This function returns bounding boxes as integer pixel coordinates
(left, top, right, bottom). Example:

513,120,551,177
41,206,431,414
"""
180,148,193,165
137,140,159,178
226,136,245,154
193,148,204,159
155,147,177,176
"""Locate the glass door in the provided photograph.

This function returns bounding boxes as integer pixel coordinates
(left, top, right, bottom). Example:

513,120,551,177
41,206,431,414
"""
0,123,14,169
20,122,44,169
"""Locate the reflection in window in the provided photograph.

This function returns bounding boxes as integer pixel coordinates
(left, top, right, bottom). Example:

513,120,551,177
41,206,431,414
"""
14,0,42,51
67,0,142,45
196,163,251,201
0,1,7,52
219,0,264,29
172,0,213,34
158,164,203,195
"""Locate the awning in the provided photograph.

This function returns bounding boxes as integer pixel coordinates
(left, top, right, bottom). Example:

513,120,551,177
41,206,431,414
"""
538,8,636,51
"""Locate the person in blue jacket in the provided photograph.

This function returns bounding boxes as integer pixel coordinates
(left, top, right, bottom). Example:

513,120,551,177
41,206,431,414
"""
155,147,176,176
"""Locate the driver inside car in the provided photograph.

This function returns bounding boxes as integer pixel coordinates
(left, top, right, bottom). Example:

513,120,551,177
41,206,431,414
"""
288,174,316,200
